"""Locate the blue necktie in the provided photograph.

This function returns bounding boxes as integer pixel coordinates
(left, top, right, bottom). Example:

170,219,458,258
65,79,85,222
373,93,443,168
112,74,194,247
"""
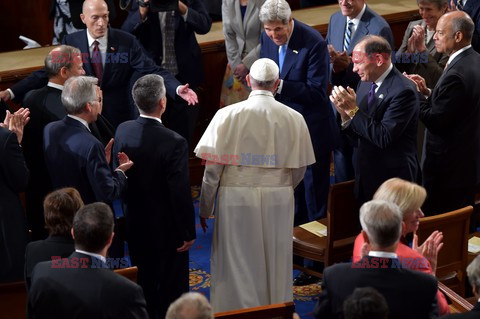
367,82,378,111
343,20,354,52
279,44,287,73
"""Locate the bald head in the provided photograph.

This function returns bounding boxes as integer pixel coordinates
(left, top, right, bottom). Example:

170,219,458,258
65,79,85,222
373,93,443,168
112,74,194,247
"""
81,0,109,39
434,10,474,55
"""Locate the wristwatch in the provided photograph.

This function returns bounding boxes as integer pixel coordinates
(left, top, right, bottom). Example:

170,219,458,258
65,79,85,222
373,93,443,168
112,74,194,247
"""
348,106,359,118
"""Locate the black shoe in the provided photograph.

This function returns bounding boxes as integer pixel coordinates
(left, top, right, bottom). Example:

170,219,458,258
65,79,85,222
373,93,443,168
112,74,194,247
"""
293,273,320,286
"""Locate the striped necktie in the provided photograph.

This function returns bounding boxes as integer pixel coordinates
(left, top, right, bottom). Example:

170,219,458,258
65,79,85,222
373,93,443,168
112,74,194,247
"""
343,20,354,52
457,0,464,10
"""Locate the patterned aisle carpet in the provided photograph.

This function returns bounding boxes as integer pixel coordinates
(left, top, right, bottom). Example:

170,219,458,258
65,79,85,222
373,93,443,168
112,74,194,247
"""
189,187,321,318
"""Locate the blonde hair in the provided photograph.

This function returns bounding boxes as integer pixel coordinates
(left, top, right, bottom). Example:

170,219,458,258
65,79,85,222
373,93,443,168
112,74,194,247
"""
373,178,426,219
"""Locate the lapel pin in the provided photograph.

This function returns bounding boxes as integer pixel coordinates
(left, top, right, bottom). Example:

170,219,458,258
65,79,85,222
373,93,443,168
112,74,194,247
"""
293,50,298,54
379,94,384,99
110,47,116,52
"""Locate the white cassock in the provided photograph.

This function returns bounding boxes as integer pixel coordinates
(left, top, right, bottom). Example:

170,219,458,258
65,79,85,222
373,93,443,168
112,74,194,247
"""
194,90,316,312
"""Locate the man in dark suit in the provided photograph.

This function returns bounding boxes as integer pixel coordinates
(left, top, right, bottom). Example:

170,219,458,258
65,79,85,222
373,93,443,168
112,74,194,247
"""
122,0,211,144
330,35,419,205
409,11,480,215
43,76,133,204
0,0,198,128
314,199,438,319
28,202,148,319
443,255,480,318
327,0,394,183
0,109,30,282
22,45,114,240
113,74,196,319
259,0,333,223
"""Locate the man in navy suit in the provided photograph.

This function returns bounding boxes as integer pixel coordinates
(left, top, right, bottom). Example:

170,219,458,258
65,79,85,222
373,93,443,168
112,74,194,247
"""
113,74,195,319
0,0,198,128
314,200,438,319
28,202,149,319
259,0,333,223
330,35,419,204
408,11,480,215
43,76,133,204
121,0,211,144
327,0,394,183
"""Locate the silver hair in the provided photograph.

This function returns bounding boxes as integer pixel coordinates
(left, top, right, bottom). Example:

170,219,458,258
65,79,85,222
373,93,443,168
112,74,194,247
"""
249,78,277,89
416,0,448,9
259,0,291,25
359,199,403,248
61,76,98,115
467,255,480,292
131,74,166,114
45,45,82,78
165,292,213,319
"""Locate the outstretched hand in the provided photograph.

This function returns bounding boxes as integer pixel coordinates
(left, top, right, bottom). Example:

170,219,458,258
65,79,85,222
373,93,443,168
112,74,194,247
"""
178,84,198,105
116,152,134,172
413,230,444,274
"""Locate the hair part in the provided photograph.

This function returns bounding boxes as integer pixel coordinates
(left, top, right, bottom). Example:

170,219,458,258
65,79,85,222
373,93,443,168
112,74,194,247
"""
61,76,98,115
73,202,114,253
358,35,392,60
360,200,403,248
373,178,426,220
45,45,82,78
132,74,166,114
165,292,213,319
43,187,84,236
259,0,291,24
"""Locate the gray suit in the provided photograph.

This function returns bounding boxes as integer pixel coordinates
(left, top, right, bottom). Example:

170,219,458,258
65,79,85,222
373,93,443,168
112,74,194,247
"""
222,0,265,69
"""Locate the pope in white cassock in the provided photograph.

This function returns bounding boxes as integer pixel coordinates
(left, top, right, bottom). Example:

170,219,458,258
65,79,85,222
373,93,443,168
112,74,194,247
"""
195,58,315,312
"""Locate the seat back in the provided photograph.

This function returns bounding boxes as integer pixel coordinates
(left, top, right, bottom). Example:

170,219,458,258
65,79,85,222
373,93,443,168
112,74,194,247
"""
0,281,27,319
325,180,359,265
114,266,138,283
417,206,473,295
215,301,295,319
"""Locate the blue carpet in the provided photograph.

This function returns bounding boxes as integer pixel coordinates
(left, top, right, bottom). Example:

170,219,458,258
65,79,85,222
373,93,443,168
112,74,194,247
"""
189,187,320,318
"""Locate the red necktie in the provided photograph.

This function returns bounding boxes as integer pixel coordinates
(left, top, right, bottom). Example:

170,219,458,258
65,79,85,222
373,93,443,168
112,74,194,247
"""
92,40,103,83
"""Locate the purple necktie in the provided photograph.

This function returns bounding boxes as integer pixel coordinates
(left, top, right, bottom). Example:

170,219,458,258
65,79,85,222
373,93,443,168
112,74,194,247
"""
367,82,378,111
92,40,103,83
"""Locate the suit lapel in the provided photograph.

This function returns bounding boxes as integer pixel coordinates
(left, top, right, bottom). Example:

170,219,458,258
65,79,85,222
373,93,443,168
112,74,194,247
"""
334,14,347,52
79,30,94,76
350,8,372,54
433,47,473,93
280,19,301,78
102,29,118,87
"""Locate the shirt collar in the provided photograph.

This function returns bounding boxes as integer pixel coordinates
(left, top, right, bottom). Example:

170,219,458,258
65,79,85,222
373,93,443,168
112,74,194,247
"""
368,250,398,259
374,63,393,90
47,82,64,91
140,114,162,123
67,114,90,131
448,44,472,65
249,90,274,98
348,4,367,26
75,249,106,263
86,29,108,49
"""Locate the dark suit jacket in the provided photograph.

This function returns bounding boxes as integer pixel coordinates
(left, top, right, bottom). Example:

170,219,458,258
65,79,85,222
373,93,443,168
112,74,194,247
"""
260,19,334,156
327,5,395,89
347,67,419,203
10,28,181,127
43,116,126,204
0,127,29,282
121,0,211,89
28,252,148,319
442,302,480,318
22,86,114,227
24,236,74,290
420,47,480,189
455,0,480,53
314,256,438,319
113,117,196,254
49,0,116,30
